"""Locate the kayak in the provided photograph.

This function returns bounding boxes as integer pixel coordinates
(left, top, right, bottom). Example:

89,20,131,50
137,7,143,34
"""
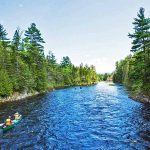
0,115,22,133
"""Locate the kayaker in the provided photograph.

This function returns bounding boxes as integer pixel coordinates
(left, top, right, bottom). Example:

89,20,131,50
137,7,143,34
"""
14,112,21,120
5,116,13,126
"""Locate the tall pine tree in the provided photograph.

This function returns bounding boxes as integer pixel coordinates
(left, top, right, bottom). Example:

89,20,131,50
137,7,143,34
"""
128,7,150,90
24,23,47,92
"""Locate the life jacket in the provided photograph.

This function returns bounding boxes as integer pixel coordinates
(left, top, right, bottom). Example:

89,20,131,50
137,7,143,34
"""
5,118,12,126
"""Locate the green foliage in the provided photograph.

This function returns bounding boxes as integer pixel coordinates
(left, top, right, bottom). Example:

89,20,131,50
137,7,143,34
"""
47,51,57,66
60,56,72,68
12,28,23,51
128,7,150,52
98,73,112,81
0,69,13,96
0,23,99,97
114,7,150,95
18,60,35,92
103,73,108,81
0,24,9,42
131,80,143,93
24,23,45,51
24,23,48,92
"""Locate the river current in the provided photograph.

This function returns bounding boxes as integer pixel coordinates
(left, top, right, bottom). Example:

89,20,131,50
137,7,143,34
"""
0,82,150,150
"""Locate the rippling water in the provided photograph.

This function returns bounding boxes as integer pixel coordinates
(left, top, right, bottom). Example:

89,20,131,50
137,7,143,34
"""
0,82,150,149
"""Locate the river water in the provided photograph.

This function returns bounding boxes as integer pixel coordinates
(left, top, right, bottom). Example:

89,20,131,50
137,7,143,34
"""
0,82,150,150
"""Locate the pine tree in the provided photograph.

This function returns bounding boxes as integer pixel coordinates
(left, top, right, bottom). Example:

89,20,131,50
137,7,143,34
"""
0,25,10,70
10,28,23,91
12,28,23,51
24,23,45,55
47,51,57,66
0,69,13,96
60,56,72,68
0,24,9,43
60,56,72,85
24,23,47,92
71,65,80,85
128,7,150,52
128,7,150,90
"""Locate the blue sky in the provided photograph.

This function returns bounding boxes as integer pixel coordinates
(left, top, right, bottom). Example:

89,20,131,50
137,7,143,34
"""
0,0,150,73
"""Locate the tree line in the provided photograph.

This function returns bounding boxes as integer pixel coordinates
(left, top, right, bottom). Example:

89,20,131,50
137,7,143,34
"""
113,7,150,95
98,73,113,81
0,23,99,97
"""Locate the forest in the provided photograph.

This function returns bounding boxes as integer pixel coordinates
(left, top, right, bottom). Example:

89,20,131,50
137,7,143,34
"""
0,23,99,97
113,7,150,96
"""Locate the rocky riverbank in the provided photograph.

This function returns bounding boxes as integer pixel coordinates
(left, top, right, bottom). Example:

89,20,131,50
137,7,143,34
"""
0,91,40,103
0,83,98,103
129,93,150,104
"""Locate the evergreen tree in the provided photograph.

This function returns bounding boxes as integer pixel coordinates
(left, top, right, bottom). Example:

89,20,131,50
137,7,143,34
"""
12,28,22,51
24,23,45,54
24,23,47,92
0,23,99,98
0,24,9,42
60,56,72,68
128,7,150,90
103,73,108,81
128,7,150,52
47,51,57,66
0,25,10,70
9,28,23,91
71,65,80,85
0,69,13,96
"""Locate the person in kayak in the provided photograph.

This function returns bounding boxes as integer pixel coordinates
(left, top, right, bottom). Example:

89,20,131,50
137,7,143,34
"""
14,112,21,120
5,116,13,126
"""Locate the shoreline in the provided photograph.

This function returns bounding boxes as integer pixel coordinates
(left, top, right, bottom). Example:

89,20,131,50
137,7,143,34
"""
0,83,98,104
0,91,41,104
112,82,150,104
129,93,150,104
2,82,150,105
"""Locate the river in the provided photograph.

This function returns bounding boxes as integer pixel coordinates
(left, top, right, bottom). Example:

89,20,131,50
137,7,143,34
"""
0,82,150,149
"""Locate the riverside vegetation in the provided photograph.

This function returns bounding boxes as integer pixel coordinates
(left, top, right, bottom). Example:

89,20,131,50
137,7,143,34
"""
0,23,99,99
113,7,150,102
